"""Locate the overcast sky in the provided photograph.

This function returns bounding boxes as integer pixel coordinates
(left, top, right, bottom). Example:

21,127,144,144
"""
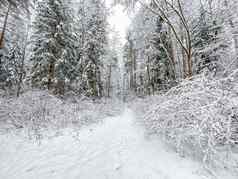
106,1,131,44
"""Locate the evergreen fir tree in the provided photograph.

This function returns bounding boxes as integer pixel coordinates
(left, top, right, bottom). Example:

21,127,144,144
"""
30,0,77,94
150,18,174,91
0,44,24,91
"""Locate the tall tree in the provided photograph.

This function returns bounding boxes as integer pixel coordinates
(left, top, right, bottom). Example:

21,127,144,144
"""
29,0,76,94
77,0,108,97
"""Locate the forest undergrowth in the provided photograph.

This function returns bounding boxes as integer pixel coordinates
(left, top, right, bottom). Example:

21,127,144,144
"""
132,72,238,175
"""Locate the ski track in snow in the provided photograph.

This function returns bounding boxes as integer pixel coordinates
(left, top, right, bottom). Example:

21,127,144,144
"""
0,108,235,179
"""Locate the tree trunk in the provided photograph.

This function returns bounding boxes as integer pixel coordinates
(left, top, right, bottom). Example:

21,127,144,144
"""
48,61,55,90
96,66,103,98
0,3,11,49
146,58,151,96
224,0,238,69
187,49,193,78
181,30,187,78
17,23,29,97
107,64,111,97
55,79,65,95
133,50,137,93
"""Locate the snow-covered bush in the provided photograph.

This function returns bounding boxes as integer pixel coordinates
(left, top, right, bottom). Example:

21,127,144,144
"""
0,90,123,137
140,71,238,170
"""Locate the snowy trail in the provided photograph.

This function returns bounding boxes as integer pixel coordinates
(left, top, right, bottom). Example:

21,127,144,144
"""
0,108,228,179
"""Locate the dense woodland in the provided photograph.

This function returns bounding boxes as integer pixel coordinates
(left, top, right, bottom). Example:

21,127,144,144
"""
1,0,238,97
0,0,122,98
121,0,238,95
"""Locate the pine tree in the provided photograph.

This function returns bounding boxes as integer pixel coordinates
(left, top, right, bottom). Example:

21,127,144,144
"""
30,0,77,94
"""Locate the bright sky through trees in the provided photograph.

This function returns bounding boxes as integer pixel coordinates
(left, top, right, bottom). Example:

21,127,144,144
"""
106,1,131,44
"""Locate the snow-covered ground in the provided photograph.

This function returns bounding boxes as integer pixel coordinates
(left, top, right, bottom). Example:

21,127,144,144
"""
0,107,236,179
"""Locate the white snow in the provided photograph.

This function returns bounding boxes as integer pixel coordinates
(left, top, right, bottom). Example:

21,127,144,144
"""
0,108,236,179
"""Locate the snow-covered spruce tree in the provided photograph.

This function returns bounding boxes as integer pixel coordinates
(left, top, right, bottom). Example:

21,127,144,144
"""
149,17,175,92
1,44,24,91
30,0,77,94
192,5,228,76
76,0,107,98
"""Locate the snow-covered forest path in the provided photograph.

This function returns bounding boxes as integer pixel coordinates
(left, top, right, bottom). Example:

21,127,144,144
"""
0,108,215,179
